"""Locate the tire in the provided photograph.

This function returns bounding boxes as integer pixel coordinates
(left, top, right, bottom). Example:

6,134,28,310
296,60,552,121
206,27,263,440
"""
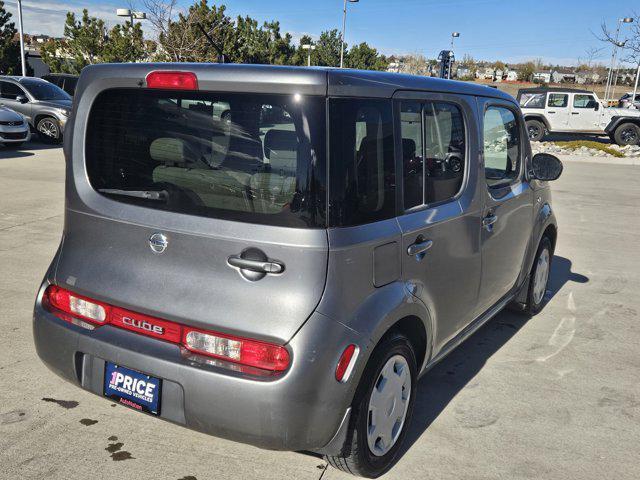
325,333,417,478
36,117,61,144
524,236,553,315
526,119,545,142
613,122,640,146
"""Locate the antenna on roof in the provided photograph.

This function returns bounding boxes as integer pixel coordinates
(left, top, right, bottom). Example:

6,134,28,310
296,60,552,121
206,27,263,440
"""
196,23,226,64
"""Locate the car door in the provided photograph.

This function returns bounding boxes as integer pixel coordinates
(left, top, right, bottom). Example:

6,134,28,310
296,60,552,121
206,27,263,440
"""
0,80,31,122
477,100,534,311
546,93,570,130
570,93,602,132
395,92,482,352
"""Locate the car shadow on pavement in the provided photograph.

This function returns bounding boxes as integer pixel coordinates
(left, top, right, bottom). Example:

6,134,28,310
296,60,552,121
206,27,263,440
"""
0,141,61,159
544,133,611,144
397,255,588,461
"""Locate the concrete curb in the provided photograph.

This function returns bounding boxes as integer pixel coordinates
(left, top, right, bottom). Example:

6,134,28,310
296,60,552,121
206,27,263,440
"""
555,154,640,166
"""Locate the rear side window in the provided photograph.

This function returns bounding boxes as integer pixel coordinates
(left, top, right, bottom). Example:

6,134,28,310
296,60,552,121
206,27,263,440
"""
483,106,521,188
401,100,466,209
329,98,395,227
519,92,545,109
548,94,568,108
86,89,327,228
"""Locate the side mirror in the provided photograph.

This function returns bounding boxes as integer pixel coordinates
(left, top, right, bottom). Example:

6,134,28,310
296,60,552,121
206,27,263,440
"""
531,153,563,181
16,95,28,104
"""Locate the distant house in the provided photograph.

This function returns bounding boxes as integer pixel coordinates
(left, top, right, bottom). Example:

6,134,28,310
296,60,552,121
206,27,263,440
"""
494,69,504,82
476,67,495,80
455,66,472,79
505,70,518,82
575,71,601,85
533,71,551,83
552,69,576,83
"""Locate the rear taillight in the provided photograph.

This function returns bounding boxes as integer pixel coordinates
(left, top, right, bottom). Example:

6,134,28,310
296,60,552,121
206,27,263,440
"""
183,329,290,372
146,71,198,90
44,285,108,324
42,285,290,372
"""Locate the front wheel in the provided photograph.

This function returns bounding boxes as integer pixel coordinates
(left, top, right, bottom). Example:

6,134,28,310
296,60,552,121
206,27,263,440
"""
325,333,417,478
525,236,553,315
526,119,545,142
613,122,640,146
36,117,62,144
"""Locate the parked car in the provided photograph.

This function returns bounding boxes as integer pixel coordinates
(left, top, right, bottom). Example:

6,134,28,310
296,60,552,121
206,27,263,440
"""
618,91,640,110
42,73,79,97
517,87,640,145
0,76,72,143
33,65,562,478
0,105,30,147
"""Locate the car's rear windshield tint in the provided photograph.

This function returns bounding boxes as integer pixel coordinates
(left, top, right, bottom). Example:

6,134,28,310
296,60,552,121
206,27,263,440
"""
86,89,327,228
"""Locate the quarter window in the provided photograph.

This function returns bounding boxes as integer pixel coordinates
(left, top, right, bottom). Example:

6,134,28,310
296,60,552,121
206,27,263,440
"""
483,106,521,188
329,98,395,227
573,94,597,109
400,100,466,210
548,94,568,108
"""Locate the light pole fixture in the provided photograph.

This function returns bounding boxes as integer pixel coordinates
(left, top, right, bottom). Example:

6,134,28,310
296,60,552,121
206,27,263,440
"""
17,0,26,76
116,8,147,24
605,17,634,103
340,0,359,69
301,44,316,67
451,32,460,51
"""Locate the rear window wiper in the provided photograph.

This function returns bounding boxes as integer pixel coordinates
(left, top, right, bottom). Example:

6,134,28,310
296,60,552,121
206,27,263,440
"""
98,189,168,201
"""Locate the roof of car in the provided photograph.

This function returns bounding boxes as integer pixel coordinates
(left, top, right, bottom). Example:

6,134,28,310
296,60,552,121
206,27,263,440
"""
42,73,79,78
517,87,594,96
78,63,516,102
0,76,48,83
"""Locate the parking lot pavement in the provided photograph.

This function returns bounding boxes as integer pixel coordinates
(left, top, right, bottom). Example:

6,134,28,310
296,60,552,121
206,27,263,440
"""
1,144,639,480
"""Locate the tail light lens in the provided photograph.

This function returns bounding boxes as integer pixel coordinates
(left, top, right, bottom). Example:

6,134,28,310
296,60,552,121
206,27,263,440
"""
146,71,198,90
184,329,290,372
42,285,290,372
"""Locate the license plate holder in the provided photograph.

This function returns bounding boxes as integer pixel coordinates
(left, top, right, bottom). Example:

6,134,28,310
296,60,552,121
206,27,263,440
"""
103,363,162,416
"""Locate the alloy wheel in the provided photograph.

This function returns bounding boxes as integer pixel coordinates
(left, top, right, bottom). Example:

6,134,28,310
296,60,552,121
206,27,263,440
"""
532,248,550,305
38,119,58,139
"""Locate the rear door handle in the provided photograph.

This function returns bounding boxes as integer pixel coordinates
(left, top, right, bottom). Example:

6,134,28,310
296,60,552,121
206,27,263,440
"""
482,214,498,231
407,239,433,256
571,112,580,115
227,256,284,274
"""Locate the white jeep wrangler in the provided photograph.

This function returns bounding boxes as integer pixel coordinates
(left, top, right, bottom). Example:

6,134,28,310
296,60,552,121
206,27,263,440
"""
518,87,640,146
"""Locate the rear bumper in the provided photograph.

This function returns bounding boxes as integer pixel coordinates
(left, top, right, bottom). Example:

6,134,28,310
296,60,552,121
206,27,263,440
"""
33,294,364,451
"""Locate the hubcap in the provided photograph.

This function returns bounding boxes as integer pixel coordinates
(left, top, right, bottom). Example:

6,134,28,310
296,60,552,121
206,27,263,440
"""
532,248,550,305
38,120,58,138
366,355,411,457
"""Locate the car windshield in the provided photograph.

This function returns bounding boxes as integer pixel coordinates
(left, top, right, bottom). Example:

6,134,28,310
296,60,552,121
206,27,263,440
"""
20,79,70,101
86,89,327,228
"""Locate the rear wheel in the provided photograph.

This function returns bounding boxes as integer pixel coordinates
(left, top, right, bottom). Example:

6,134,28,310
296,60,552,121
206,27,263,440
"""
613,122,640,146
526,119,545,142
325,333,417,478
36,117,61,144
524,236,553,315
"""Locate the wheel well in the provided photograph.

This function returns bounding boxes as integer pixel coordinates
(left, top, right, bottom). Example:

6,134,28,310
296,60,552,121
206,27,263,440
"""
34,114,57,128
614,119,640,131
381,316,428,369
542,224,557,254
524,115,549,130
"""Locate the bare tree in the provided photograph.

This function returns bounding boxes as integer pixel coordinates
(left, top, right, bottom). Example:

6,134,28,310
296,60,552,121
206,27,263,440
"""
600,14,640,66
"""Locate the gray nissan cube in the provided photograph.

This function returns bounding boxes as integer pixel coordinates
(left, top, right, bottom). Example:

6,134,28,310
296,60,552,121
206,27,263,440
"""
33,64,562,477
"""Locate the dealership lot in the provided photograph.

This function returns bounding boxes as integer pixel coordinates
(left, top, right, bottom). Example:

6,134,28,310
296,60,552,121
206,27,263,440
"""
0,144,639,480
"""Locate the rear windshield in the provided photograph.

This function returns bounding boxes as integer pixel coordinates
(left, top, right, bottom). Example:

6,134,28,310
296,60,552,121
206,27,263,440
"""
518,92,545,109
86,89,327,228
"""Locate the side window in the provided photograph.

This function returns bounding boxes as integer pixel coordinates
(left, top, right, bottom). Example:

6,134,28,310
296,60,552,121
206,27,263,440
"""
483,106,521,188
423,103,466,204
400,101,423,210
0,81,23,100
548,94,568,108
573,94,596,109
329,98,395,227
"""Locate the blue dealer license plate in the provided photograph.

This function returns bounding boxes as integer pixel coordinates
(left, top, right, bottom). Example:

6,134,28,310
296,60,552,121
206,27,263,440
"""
104,363,161,415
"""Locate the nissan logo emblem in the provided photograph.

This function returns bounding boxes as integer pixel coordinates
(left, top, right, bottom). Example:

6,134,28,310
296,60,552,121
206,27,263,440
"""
149,233,168,254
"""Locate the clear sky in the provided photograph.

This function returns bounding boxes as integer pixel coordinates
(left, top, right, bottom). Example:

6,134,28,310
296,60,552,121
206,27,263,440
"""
5,0,640,65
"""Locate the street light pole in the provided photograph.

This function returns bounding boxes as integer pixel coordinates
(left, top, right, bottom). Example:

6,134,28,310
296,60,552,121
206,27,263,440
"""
451,32,460,52
17,0,26,76
340,0,359,68
302,44,316,67
605,17,633,104
116,8,147,25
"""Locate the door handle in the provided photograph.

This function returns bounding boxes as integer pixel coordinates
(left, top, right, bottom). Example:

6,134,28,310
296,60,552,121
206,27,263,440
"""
548,111,556,114
407,239,433,257
227,255,284,274
571,112,580,115
482,214,498,231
